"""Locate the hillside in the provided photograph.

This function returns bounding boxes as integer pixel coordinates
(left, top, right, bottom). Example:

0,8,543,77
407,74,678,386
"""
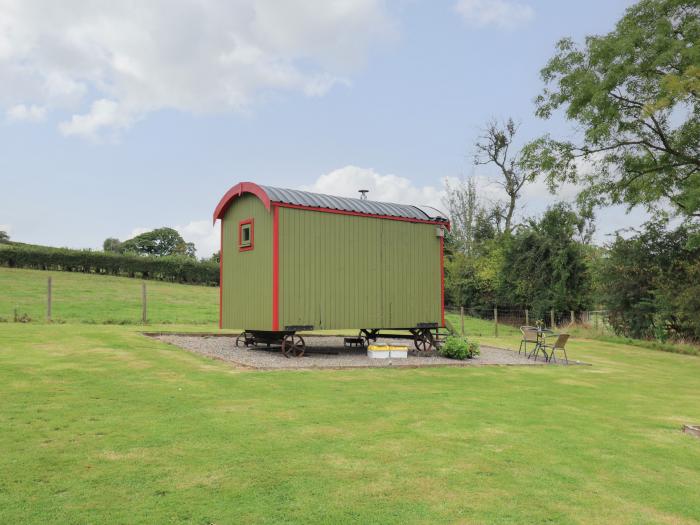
0,267,218,325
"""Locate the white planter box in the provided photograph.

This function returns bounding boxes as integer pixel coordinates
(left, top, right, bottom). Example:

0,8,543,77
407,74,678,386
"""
367,345,408,359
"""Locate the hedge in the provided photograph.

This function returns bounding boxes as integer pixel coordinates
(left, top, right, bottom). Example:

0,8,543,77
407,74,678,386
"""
0,244,219,285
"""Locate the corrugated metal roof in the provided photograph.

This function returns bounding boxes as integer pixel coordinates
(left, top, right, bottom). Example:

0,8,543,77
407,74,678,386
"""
260,185,448,222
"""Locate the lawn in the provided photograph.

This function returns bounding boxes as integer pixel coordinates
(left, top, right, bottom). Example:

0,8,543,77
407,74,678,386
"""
445,311,520,338
0,267,218,325
1,323,700,524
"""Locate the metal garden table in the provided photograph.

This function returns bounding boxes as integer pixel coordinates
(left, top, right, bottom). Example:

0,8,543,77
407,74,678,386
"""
529,328,557,361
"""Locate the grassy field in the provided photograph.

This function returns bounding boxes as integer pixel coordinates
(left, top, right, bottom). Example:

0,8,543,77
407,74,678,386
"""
3,267,697,356
0,267,218,325
1,321,700,524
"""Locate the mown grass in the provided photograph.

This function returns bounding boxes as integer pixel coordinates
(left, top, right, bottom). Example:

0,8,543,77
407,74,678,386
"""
445,311,520,338
1,322,699,524
0,267,218,325
445,311,700,357
3,267,698,361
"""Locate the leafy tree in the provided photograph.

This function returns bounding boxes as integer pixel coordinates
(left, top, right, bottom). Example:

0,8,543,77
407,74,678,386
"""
119,227,196,258
473,206,502,242
497,203,593,315
183,242,196,258
444,239,504,309
443,178,479,254
103,237,121,252
0,231,9,244
443,177,507,257
474,118,537,234
600,220,700,340
524,0,700,221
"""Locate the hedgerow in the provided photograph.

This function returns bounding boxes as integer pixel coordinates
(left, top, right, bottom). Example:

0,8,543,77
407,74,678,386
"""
0,244,218,285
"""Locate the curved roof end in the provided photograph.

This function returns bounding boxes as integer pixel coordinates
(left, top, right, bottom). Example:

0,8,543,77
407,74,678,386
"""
212,182,271,224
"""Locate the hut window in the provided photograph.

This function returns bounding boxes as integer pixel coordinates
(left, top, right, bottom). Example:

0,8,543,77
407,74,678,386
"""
238,219,254,251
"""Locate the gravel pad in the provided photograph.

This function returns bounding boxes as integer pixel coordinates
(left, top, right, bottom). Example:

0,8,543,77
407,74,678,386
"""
153,335,550,370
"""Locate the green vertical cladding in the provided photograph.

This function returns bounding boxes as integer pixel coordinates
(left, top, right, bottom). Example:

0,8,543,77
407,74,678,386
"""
279,207,441,330
221,194,272,330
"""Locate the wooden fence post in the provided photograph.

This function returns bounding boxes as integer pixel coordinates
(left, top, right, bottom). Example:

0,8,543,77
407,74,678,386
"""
525,309,529,327
47,276,52,322
494,307,499,337
570,310,575,325
460,306,464,336
550,309,555,329
142,282,147,324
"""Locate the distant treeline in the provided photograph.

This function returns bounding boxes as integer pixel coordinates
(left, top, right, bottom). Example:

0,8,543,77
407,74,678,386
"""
0,243,219,285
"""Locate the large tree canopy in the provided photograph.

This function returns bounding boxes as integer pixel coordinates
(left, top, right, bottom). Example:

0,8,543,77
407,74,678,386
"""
119,227,196,258
524,0,700,219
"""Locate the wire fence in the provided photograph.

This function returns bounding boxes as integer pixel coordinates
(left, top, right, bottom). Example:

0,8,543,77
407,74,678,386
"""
1,275,218,325
445,306,613,336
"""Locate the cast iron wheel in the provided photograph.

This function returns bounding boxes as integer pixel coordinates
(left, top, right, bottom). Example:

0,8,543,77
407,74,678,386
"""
282,334,305,358
235,333,249,347
413,331,434,352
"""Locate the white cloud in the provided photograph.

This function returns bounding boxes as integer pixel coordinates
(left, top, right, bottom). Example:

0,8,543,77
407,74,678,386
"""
59,99,134,141
6,103,46,122
300,166,649,245
301,165,447,212
177,220,219,258
129,165,657,256
0,0,396,139
0,224,11,234
454,0,534,28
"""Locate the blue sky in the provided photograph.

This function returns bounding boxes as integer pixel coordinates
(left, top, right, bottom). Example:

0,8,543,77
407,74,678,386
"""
0,0,643,256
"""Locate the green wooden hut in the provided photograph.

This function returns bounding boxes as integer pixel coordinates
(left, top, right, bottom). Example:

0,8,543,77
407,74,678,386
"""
213,182,449,356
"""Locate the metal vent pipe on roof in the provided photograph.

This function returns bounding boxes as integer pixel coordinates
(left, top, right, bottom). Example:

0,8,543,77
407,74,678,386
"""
358,189,369,200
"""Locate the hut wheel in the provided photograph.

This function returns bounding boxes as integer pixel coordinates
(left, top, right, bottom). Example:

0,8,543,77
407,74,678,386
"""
235,333,249,347
413,331,433,352
282,334,305,358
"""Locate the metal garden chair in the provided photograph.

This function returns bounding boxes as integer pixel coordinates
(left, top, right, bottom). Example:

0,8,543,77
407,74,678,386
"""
518,326,540,357
540,333,570,364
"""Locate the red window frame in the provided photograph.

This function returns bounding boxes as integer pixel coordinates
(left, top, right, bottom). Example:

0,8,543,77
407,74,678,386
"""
238,218,254,252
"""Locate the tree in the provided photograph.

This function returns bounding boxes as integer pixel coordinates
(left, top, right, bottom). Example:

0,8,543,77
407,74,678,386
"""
119,227,196,258
0,231,9,243
600,220,700,341
474,118,537,234
524,0,700,220
498,203,593,314
443,178,479,254
103,238,121,252
443,177,508,256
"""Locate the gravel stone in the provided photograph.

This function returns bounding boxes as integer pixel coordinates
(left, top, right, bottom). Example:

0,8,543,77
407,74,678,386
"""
152,334,551,370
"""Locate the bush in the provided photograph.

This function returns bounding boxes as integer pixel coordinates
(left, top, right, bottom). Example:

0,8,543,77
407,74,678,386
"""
439,336,480,360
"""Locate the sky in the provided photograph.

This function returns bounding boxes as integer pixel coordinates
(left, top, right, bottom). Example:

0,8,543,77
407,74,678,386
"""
0,0,647,257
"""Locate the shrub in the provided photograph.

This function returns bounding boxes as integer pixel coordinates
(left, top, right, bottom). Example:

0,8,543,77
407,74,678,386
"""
439,335,480,360
13,312,32,323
